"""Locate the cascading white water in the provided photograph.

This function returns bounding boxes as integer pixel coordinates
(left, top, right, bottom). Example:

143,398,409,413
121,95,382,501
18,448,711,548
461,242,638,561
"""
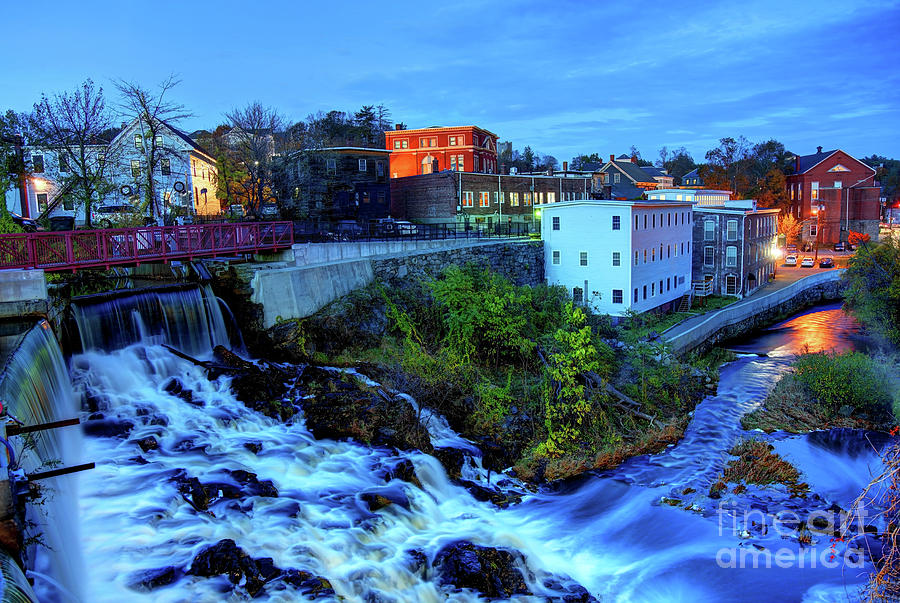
0,320,82,602
71,292,890,602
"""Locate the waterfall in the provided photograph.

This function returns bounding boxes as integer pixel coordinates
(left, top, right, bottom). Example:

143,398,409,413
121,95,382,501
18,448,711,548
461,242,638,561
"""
0,319,82,602
70,285,231,355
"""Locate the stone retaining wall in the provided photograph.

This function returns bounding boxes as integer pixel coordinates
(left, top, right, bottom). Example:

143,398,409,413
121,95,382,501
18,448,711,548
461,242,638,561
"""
666,271,848,356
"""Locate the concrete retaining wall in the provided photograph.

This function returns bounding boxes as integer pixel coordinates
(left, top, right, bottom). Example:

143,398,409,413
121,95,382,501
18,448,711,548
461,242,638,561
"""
666,270,848,356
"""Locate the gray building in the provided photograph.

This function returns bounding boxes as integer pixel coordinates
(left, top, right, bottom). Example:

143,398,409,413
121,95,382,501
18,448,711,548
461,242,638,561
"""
692,200,780,297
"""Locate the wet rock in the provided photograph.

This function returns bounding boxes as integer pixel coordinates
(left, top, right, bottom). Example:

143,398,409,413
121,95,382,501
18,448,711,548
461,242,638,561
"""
163,377,202,406
129,456,150,465
404,549,428,575
838,405,855,418
387,459,421,488
852,534,887,563
280,569,334,597
454,479,522,508
188,539,267,597
252,557,280,581
179,477,211,511
228,469,278,498
172,438,206,453
432,540,531,598
213,346,295,421
243,441,263,454
82,389,105,412
83,417,134,439
433,447,467,479
301,367,432,453
127,565,184,592
360,487,410,512
542,578,599,602
136,436,159,453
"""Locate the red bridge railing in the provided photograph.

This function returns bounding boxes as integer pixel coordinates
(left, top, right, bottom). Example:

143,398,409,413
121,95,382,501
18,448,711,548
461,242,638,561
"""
0,222,294,272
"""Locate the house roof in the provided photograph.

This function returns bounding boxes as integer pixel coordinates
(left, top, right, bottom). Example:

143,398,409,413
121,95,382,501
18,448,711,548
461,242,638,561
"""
608,182,645,199
791,149,838,174
682,168,701,180
604,160,657,184
165,121,215,158
641,166,670,179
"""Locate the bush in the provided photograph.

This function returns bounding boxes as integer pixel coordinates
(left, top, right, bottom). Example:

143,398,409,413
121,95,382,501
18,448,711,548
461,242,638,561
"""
793,351,892,416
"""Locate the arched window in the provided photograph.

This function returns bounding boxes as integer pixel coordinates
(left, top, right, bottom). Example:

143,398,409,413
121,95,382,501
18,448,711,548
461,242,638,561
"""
422,155,434,175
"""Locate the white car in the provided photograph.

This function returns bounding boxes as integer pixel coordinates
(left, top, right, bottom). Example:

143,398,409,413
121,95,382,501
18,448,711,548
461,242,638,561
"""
800,257,815,268
784,255,798,266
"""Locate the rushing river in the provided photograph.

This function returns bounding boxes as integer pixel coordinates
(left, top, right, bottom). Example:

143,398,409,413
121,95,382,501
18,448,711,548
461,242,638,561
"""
60,295,891,602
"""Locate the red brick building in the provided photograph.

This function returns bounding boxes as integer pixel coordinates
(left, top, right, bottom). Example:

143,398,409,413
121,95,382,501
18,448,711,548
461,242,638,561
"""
384,125,498,178
785,147,880,244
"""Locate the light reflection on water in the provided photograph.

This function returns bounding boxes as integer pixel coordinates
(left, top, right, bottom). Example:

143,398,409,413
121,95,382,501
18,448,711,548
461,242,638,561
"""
725,302,871,357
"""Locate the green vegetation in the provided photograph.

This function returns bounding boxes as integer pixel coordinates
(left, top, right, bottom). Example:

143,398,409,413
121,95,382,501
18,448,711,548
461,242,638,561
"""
744,351,899,432
0,205,24,235
618,295,737,343
843,237,900,345
305,263,712,483
710,438,808,497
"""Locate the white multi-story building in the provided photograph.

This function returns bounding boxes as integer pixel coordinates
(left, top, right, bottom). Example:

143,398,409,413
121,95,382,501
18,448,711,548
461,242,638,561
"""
647,188,732,206
541,199,694,316
14,117,218,225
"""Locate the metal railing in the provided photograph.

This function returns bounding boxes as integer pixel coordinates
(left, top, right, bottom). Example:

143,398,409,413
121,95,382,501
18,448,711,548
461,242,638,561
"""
0,222,294,272
291,221,537,243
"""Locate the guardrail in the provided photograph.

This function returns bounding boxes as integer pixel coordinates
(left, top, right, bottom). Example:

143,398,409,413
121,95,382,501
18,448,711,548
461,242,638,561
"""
0,222,294,272
666,270,846,354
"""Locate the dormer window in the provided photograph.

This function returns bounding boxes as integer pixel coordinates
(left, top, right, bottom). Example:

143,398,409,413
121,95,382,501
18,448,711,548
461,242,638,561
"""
828,164,851,172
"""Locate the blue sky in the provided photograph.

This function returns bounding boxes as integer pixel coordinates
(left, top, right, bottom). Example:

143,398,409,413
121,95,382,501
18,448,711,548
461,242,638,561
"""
2,0,898,163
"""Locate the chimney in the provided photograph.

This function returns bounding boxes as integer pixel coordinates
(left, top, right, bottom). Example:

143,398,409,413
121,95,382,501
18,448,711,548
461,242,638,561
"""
395,123,406,131
563,161,568,172
631,155,638,164
610,154,615,162
816,146,823,154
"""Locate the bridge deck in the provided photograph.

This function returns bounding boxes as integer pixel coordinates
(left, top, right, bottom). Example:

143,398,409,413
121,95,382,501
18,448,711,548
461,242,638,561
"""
0,222,293,272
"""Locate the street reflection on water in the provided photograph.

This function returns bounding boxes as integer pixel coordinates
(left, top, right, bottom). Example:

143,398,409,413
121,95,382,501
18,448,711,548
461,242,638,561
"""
725,302,871,357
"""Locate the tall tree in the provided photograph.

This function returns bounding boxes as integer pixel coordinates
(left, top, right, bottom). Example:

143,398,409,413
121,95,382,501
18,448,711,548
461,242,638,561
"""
30,79,117,227
705,136,751,195
661,147,696,184
116,76,190,219
225,101,285,215
570,153,602,171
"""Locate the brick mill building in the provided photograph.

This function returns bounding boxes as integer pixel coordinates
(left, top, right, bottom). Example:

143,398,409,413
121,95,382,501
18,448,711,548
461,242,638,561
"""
785,147,880,244
390,171,593,229
384,125,499,178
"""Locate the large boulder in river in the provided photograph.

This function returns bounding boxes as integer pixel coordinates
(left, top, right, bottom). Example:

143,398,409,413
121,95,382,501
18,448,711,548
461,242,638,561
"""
432,541,531,598
300,367,432,453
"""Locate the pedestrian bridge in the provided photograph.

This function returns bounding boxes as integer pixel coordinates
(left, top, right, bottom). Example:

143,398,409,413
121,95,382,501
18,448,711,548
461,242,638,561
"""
0,222,294,272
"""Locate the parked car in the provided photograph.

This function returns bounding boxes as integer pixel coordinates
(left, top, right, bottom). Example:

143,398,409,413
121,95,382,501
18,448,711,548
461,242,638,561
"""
786,244,798,253
833,242,846,252
801,256,815,268
92,204,141,228
784,255,798,266
819,257,835,268
393,220,417,235
259,204,279,218
8,212,40,232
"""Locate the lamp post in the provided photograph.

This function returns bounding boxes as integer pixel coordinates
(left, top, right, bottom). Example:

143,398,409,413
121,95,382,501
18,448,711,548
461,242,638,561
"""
812,203,825,263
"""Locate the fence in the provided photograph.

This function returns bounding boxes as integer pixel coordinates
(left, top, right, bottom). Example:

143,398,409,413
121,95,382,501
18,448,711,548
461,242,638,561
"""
0,222,294,272
290,221,536,243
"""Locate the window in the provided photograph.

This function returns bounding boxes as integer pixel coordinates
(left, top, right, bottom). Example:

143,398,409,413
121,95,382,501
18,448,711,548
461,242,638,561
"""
652,282,655,296
725,245,738,267
419,137,437,147
612,215,620,230
58,153,69,173
811,181,819,200
634,251,639,265
834,180,842,188
809,222,817,237
393,139,408,149
644,214,648,229
422,156,435,174
154,135,163,147
651,248,655,262
31,154,44,173
573,287,583,304
726,219,738,241
536,192,543,204
361,192,370,204
448,136,458,146
63,197,74,211
668,213,671,227
652,214,656,228
643,249,647,263
612,251,620,266
376,161,385,177
377,191,385,204
463,191,474,207
510,192,520,206
326,158,336,174
634,215,639,230
704,220,716,241
36,193,48,212
612,289,623,304
547,192,555,203
524,192,531,206
659,280,663,295
478,192,490,207
134,134,143,149
667,244,671,258
580,251,588,266
97,153,105,166
358,159,367,172
634,288,639,303
131,159,141,178
791,184,796,200
161,158,171,176
667,277,671,292
552,250,560,265
643,285,647,300
552,216,560,230
726,274,738,295
703,246,715,266
614,172,620,184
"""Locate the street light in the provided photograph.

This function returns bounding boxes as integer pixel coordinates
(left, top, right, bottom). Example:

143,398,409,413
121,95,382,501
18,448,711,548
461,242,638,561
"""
771,244,783,277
